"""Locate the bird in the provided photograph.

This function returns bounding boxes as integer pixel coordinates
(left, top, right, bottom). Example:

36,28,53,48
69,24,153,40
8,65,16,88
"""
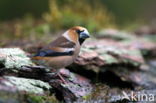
32,26,90,83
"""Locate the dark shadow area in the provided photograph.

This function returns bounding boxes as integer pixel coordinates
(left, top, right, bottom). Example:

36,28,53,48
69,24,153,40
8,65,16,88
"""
54,89,64,101
67,65,97,81
0,63,5,68
99,71,134,89
68,65,134,89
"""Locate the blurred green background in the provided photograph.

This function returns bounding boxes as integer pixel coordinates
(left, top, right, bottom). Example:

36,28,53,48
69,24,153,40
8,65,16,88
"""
0,0,156,40
0,0,49,20
0,0,155,23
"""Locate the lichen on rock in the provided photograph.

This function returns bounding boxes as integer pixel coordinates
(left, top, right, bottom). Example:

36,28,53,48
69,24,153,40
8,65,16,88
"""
1,76,51,94
0,48,33,69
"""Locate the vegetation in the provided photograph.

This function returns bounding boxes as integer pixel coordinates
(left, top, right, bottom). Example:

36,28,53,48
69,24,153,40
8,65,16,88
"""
44,0,116,32
0,16,50,42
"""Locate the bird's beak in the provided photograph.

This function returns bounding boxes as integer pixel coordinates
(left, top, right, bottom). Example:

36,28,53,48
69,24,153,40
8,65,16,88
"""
80,30,90,39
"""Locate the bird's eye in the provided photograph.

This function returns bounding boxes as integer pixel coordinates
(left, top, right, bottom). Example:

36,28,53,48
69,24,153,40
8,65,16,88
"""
76,30,84,34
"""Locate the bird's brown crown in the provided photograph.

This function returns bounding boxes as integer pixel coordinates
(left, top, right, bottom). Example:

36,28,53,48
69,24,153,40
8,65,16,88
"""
70,26,87,31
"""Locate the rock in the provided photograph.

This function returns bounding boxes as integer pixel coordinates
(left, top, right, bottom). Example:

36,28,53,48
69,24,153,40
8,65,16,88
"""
0,30,155,103
0,90,59,103
97,29,156,56
68,30,156,89
108,89,156,103
69,39,145,74
97,29,134,41
0,76,51,94
0,48,47,78
82,84,156,103
70,38,156,89
0,48,93,102
0,48,33,69
135,25,156,35
49,68,93,102
110,68,156,89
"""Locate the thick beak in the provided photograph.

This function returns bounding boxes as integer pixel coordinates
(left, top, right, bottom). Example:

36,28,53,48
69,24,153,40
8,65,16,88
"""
80,30,90,39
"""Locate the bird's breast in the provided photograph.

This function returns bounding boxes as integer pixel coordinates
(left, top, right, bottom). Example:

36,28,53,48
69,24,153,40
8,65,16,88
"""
33,56,74,69
73,43,80,58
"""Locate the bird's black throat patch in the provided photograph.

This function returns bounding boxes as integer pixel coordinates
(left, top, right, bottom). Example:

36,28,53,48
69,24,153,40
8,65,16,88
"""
79,38,85,45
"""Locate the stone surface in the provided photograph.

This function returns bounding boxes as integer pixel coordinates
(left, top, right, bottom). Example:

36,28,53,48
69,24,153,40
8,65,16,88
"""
49,68,93,102
0,48,33,69
0,76,51,94
69,39,145,74
0,29,156,103
97,29,156,55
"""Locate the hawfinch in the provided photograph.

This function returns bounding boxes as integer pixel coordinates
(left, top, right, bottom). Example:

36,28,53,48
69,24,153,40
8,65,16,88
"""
32,26,90,82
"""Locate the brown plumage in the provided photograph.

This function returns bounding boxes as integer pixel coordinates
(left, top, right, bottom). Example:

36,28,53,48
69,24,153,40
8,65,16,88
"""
32,26,90,69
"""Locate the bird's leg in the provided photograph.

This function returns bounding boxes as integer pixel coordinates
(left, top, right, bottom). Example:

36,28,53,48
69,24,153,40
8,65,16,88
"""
57,72,67,84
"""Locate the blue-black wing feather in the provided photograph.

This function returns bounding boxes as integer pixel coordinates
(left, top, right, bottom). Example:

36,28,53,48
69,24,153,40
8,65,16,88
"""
34,49,74,57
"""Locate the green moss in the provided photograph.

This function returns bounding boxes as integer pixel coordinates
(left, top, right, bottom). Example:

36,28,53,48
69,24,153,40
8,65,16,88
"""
27,95,44,103
26,94,61,103
25,94,61,103
0,90,60,103
100,54,118,64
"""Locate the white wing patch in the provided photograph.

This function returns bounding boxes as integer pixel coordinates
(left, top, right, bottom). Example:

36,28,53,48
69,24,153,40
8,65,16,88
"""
62,31,71,41
64,48,74,52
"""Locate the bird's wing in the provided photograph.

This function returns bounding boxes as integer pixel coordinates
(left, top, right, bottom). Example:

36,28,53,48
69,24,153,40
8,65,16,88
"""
34,36,76,57
47,36,75,48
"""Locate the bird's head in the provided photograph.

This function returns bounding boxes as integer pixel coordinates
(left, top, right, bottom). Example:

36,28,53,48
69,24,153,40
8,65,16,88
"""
63,26,90,45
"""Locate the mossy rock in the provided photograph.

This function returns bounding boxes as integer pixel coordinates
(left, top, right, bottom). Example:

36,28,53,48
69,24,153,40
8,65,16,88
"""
0,48,33,69
1,76,51,95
